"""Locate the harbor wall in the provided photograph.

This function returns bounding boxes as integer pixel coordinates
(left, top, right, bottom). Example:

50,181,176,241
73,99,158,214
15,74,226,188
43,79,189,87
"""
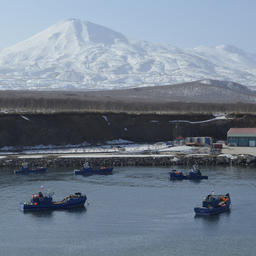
1,154,256,169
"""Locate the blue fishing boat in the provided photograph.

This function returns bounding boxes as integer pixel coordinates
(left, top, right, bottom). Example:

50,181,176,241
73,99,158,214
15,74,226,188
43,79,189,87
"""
74,162,113,176
14,163,46,174
20,190,87,211
169,170,186,180
194,193,231,216
186,165,208,180
169,165,208,180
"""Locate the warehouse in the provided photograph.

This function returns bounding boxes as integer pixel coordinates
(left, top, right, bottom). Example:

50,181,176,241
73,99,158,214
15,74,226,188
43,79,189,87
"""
227,128,256,147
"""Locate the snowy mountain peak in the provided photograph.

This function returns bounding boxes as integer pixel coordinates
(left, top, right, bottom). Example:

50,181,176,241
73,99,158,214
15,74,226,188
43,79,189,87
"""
54,19,129,45
1,18,128,57
0,19,256,90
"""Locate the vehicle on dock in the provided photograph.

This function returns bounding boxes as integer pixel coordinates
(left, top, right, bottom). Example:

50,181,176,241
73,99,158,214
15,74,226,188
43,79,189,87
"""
169,165,208,180
74,162,113,176
14,163,46,174
20,190,87,211
194,193,231,216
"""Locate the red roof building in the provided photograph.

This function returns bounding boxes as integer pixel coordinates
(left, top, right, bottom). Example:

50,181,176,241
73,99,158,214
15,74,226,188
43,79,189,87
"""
228,128,256,136
227,128,256,146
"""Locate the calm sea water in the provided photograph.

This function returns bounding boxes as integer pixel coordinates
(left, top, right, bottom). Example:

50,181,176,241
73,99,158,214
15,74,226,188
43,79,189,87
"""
0,165,256,256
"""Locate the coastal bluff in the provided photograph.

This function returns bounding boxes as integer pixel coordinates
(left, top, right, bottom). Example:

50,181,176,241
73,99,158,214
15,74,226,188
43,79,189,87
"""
0,112,256,147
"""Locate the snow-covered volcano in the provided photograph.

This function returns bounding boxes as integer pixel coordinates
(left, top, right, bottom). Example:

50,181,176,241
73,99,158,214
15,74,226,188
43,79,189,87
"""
0,18,256,90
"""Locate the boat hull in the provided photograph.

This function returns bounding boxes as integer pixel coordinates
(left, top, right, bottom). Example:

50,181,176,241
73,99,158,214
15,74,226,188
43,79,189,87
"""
169,172,208,180
21,195,87,211
169,175,186,180
194,204,230,216
74,167,113,176
14,167,47,174
185,175,208,180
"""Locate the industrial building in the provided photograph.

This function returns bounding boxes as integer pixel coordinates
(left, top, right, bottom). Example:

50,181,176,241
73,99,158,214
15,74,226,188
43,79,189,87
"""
185,137,212,146
227,128,256,147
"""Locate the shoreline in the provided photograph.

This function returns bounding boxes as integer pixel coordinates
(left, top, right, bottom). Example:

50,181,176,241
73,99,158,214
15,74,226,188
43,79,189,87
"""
1,152,256,168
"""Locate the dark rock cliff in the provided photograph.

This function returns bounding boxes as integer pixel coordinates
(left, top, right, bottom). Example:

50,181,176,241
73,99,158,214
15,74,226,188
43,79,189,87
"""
0,113,255,147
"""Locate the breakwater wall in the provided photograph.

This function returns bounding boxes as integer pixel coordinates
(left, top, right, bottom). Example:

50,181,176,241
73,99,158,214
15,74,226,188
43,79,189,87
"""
1,154,256,169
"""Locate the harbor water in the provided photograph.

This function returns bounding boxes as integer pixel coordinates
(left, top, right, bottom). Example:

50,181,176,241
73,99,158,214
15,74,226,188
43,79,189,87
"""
0,166,256,256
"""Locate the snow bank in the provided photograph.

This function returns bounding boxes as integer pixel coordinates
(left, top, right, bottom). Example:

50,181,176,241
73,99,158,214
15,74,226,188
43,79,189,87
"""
219,154,238,160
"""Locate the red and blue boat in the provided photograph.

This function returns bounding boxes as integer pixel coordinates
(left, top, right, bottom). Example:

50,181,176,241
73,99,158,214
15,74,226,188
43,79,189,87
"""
194,193,231,216
14,163,46,174
74,162,113,176
20,191,87,211
169,170,186,180
169,165,208,180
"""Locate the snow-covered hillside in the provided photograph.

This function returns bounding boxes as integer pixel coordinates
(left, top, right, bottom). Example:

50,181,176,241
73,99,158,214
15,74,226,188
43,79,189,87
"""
0,18,256,90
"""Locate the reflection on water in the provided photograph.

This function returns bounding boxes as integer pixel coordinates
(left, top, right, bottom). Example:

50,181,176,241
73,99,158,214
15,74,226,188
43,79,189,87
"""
66,206,87,214
194,210,231,222
0,166,255,256
23,206,87,218
189,179,202,184
24,210,54,218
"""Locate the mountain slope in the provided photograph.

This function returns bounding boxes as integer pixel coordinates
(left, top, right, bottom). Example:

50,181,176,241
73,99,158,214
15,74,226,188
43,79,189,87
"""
83,79,256,104
0,19,256,90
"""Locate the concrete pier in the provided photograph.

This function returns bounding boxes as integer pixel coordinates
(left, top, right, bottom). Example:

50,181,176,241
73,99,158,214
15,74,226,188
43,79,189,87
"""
1,152,256,169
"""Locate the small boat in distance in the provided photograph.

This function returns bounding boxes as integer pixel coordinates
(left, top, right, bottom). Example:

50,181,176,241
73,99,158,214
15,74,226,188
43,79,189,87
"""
20,190,87,211
186,165,208,180
169,170,186,180
169,165,208,180
14,162,47,174
74,162,113,176
194,193,231,216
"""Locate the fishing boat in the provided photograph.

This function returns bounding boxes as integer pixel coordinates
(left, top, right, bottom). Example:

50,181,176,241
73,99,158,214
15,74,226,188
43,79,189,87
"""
169,165,208,180
20,190,87,211
169,170,186,180
74,162,113,176
14,163,46,174
194,193,231,216
186,165,208,180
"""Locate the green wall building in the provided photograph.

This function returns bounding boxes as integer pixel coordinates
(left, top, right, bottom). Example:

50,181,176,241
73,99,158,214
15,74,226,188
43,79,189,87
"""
227,128,256,147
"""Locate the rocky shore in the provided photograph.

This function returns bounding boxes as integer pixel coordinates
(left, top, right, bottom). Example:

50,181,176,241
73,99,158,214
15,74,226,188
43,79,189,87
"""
1,153,256,169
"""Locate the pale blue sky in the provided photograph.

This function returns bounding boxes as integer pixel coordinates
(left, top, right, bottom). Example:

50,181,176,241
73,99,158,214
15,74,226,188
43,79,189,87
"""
0,0,255,52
